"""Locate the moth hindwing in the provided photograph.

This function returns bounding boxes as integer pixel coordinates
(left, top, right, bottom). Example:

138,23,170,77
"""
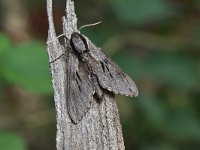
65,32,138,123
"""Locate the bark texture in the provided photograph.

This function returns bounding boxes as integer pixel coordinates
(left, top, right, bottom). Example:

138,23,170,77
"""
46,0,125,149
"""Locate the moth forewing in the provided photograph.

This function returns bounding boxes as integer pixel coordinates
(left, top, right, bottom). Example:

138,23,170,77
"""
82,34,138,97
65,38,94,124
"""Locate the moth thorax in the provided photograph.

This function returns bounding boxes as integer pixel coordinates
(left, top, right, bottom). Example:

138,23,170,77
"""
71,34,87,53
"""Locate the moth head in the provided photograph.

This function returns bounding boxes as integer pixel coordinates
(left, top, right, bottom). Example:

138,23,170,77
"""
70,33,88,53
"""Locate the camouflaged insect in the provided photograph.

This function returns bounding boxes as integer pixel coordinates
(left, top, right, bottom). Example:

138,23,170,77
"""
65,32,138,123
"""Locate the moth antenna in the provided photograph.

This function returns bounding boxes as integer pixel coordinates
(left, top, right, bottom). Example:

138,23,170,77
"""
46,33,65,44
79,21,102,31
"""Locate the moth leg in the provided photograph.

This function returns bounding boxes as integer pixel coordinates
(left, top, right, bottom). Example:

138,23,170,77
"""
49,53,65,64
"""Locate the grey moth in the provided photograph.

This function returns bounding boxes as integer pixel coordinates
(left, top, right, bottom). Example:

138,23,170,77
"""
65,32,138,123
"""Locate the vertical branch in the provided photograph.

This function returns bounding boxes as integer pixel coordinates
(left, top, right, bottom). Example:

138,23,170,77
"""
63,0,78,38
47,0,70,150
46,0,125,149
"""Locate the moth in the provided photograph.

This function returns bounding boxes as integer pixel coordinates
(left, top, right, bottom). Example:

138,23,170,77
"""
65,32,138,123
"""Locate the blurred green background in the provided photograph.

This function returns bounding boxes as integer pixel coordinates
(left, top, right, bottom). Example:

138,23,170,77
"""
0,0,200,150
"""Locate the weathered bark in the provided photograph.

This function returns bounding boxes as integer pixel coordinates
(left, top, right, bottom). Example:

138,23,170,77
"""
46,0,125,149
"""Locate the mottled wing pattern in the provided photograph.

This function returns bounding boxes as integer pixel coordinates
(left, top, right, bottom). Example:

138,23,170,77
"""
66,47,94,123
84,36,138,97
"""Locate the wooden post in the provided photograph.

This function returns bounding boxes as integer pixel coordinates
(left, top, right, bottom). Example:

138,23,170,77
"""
46,0,125,149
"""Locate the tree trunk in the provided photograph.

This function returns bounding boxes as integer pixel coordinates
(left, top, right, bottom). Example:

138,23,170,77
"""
46,0,125,149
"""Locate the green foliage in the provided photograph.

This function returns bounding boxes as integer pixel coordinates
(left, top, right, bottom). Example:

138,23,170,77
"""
110,0,174,25
0,33,51,94
0,131,27,150
141,143,176,150
193,26,200,45
0,33,11,54
114,53,198,89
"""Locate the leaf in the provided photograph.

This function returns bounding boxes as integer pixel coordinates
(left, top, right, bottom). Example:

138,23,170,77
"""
193,26,200,48
165,114,200,140
137,94,167,127
0,131,27,150
0,33,11,54
113,52,199,89
110,0,174,25
141,143,176,150
0,41,52,94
